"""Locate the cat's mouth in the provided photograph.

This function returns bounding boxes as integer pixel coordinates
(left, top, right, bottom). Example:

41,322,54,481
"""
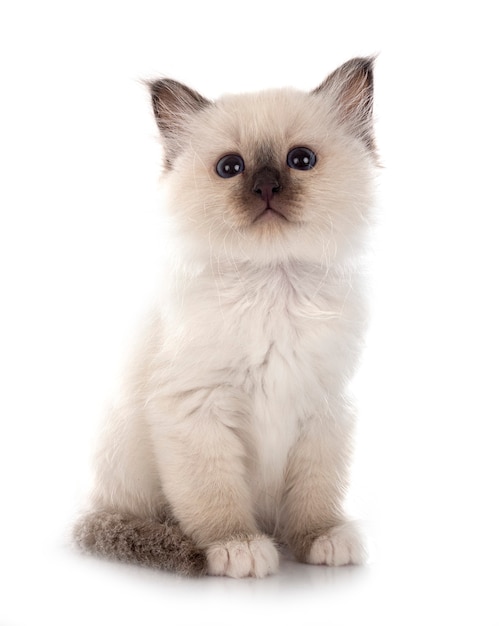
254,207,288,223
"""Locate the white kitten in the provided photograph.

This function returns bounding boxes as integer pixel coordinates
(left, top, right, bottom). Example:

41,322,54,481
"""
74,57,377,578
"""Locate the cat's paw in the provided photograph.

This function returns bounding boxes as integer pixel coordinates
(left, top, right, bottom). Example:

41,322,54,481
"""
206,535,279,578
307,522,366,566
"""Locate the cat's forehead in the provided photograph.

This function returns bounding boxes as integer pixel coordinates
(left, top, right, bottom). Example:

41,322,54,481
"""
193,88,331,158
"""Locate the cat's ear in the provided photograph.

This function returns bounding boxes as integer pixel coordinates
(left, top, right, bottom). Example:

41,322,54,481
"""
147,79,211,168
313,57,375,152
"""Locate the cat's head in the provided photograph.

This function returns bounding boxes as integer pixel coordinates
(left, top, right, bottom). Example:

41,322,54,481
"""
149,57,377,266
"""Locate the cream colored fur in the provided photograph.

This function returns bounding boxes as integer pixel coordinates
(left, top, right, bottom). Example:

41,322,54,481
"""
83,58,376,577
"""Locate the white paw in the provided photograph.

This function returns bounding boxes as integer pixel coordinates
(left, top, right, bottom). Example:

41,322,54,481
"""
206,535,279,578
307,522,366,566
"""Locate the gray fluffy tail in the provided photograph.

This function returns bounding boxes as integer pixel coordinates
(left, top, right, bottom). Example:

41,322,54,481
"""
73,510,207,577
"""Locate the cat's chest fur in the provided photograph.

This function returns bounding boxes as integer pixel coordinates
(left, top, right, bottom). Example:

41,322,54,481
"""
162,261,362,523
169,262,356,393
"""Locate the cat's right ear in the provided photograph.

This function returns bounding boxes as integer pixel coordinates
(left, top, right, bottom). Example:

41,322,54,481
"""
147,79,211,168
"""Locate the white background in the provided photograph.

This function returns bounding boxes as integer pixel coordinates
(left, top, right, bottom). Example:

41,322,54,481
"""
1,1,498,624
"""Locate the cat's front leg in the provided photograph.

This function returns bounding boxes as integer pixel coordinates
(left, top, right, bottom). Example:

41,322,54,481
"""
281,407,366,566
149,387,279,578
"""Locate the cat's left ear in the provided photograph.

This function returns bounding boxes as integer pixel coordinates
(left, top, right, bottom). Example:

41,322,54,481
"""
313,56,375,152
147,78,211,168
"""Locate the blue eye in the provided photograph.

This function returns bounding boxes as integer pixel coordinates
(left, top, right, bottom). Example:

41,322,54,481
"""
287,147,317,170
216,154,245,178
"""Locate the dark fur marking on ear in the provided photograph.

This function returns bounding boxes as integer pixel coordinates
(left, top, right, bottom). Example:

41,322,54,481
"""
313,56,377,153
147,78,211,169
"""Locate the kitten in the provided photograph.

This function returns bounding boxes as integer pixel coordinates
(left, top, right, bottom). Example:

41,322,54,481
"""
73,57,377,578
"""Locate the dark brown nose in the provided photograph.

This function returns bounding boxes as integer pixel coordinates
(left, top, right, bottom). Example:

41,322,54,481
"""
252,169,281,204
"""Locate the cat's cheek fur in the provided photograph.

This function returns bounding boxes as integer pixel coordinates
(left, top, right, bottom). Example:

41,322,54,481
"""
163,124,374,268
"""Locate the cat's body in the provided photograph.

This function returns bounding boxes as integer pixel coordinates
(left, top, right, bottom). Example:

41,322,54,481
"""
74,57,377,578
